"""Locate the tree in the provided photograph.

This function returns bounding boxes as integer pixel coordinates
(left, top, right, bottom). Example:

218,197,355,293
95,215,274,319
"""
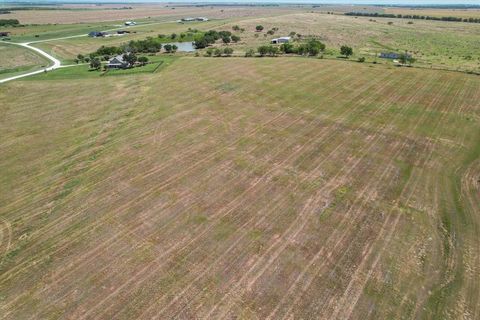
399,53,416,65
171,44,178,53
89,57,101,70
138,56,149,65
123,52,137,67
170,33,177,39
280,42,295,54
194,36,209,49
164,44,173,53
298,39,326,56
245,48,255,57
222,36,231,44
223,47,233,56
214,48,223,57
231,35,240,43
340,45,353,58
256,25,264,32
232,25,240,31
77,54,85,62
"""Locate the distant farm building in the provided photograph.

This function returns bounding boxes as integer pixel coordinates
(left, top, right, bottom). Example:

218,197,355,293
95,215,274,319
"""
88,31,107,37
179,17,209,22
125,21,137,26
107,55,129,69
380,52,411,59
271,37,291,44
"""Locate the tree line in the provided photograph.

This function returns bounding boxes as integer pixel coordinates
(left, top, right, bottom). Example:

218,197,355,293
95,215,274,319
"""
0,19,20,26
345,12,480,23
193,30,240,49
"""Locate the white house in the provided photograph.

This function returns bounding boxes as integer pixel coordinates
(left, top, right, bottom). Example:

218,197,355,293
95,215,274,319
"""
271,37,291,44
125,21,137,26
107,55,128,69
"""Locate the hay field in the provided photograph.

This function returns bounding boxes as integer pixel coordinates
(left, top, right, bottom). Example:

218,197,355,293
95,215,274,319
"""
1,58,479,319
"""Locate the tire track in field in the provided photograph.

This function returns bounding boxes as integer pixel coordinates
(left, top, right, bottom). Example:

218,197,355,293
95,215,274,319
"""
34,61,341,288
2,63,348,316
0,218,12,266
327,77,460,320
77,64,396,318
76,62,372,318
132,70,404,320
198,67,428,317
392,76,477,319
200,69,431,319
298,73,456,319
0,60,330,291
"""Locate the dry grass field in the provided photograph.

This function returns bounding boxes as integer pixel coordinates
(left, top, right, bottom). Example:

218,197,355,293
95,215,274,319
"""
0,58,479,319
384,7,480,19
5,4,300,24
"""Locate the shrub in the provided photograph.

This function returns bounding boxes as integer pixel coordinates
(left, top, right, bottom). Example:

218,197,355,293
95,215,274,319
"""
280,43,295,54
358,57,366,62
138,56,149,65
214,48,222,57
224,47,233,56
256,25,264,32
205,48,214,57
231,35,240,43
245,48,255,57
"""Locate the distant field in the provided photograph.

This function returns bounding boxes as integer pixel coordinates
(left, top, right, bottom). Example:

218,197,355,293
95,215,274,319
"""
385,7,480,19
21,11,480,73
1,58,479,319
4,4,300,24
212,12,480,71
0,43,49,80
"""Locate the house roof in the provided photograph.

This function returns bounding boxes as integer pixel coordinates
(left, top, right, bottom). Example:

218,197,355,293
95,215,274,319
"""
108,55,126,64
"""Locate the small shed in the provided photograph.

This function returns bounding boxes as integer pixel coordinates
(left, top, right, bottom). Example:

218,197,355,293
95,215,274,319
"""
380,52,411,59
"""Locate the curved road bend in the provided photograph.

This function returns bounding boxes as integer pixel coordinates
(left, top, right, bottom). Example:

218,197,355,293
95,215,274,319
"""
0,42,62,84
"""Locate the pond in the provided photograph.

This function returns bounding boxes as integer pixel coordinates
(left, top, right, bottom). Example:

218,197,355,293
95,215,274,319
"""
164,42,195,52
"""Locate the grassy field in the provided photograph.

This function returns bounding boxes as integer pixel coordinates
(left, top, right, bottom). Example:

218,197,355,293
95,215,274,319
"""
0,43,49,80
0,57,479,319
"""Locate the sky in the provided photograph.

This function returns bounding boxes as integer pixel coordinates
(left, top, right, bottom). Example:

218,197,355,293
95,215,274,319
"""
4,0,480,4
